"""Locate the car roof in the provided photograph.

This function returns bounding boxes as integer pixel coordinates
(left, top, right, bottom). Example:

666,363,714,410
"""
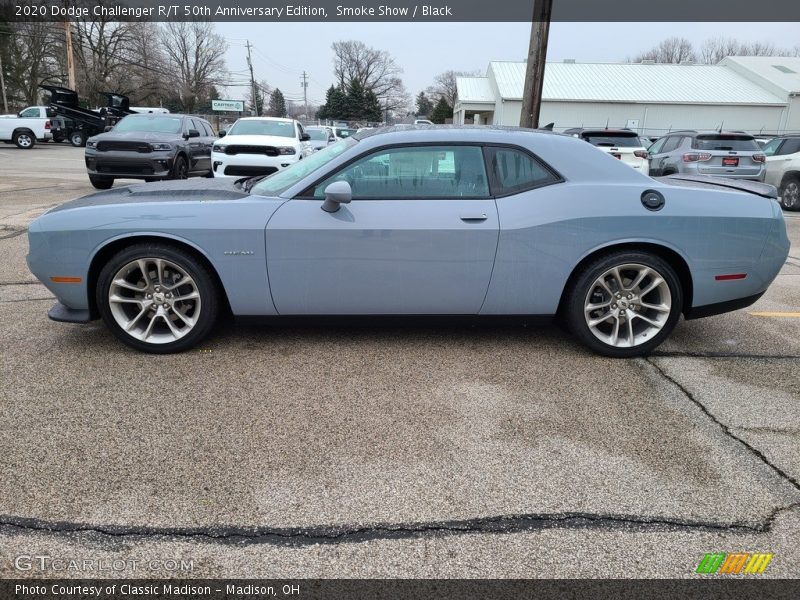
238,116,295,122
352,124,562,142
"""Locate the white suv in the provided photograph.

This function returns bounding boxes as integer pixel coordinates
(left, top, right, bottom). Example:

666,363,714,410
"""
212,117,313,178
763,135,800,211
564,128,650,173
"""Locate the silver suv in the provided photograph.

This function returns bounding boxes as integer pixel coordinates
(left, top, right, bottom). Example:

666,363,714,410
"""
647,130,766,181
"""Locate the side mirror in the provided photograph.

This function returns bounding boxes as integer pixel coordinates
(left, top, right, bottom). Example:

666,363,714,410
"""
187,129,200,138
218,129,227,138
321,181,352,213
300,132,311,141
103,125,113,132
328,136,336,142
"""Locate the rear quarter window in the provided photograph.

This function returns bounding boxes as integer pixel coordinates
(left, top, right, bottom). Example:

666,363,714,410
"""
487,147,560,196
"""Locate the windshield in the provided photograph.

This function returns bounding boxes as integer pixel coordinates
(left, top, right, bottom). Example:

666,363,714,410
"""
114,116,182,134
692,135,759,151
251,138,357,197
582,133,643,148
307,129,329,141
228,119,295,138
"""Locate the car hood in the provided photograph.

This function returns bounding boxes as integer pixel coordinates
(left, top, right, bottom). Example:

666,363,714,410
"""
90,130,183,143
216,134,297,147
46,178,250,214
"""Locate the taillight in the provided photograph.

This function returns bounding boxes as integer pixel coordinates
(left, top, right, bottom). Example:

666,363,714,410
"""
45,120,51,129
752,153,766,163
682,152,712,163
634,150,648,159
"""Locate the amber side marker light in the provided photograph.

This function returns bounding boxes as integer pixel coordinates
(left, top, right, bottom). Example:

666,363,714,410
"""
715,274,747,281
50,276,82,283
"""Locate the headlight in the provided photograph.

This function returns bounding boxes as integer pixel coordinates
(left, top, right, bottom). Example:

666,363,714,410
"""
212,145,226,153
150,143,172,151
86,141,96,148
278,147,296,155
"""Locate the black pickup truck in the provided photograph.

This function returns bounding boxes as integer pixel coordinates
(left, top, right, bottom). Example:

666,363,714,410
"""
39,86,135,147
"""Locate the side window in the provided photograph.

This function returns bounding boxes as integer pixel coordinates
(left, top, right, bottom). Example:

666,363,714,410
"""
189,118,203,134
201,121,214,137
310,145,490,200
19,107,39,118
661,136,682,154
782,138,800,155
647,137,666,154
297,123,305,139
487,147,559,195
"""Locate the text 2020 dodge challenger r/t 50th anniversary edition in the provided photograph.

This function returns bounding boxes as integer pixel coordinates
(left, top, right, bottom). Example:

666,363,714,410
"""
27,126,790,357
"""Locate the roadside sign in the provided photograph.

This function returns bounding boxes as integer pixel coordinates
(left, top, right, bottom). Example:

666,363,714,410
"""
212,100,244,112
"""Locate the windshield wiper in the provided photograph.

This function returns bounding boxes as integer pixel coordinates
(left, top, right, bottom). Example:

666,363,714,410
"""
242,175,268,194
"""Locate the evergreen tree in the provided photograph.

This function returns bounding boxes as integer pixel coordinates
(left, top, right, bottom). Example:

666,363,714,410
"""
430,97,453,124
364,90,382,123
316,85,349,121
267,88,286,117
415,91,433,117
345,80,367,121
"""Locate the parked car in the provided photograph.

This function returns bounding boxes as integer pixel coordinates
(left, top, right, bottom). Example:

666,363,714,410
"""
333,127,357,140
414,119,434,125
762,134,800,210
0,107,53,148
212,117,312,178
563,128,649,173
305,126,337,151
84,113,217,189
27,126,789,357
647,130,766,181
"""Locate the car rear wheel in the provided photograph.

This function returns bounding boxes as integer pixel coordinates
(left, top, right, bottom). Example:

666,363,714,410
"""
69,130,86,147
564,251,682,357
89,175,114,190
13,130,35,149
97,243,219,353
170,155,188,180
779,175,800,211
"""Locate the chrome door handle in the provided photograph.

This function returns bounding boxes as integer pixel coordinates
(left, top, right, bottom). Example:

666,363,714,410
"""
460,214,488,222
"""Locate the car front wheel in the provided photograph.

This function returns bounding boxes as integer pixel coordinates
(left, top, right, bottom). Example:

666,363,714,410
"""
13,130,35,149
96,243,219,353
564,251,682,357
89,175,114,190
69,130,86,147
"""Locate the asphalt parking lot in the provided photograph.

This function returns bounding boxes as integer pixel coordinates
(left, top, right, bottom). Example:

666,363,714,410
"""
1,143,799,579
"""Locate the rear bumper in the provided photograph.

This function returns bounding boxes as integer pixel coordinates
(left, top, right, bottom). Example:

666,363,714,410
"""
684,291,765,320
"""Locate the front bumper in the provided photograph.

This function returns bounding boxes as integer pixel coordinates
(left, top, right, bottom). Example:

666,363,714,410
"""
212,151,299,178
85,149,176,179
48,301,92,323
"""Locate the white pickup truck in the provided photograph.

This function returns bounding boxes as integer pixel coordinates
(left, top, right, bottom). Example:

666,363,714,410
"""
0,106,53,148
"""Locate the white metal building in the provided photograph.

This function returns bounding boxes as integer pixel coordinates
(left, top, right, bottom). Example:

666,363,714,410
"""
454,58,800,136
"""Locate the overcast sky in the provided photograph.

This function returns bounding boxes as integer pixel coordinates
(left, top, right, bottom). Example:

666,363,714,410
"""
215,22,798,108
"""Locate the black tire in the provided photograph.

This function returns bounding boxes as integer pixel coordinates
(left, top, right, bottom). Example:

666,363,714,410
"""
13,130,35,149
564,251,683,358
169,155,189,180
779,175,800,211
69,130,86,147
89,175,114,190
96,243,220,353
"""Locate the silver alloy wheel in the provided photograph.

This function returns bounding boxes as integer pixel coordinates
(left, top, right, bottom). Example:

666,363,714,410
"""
583,263,672,348
108,257,201,344
783,181,799,209
16,133,33,148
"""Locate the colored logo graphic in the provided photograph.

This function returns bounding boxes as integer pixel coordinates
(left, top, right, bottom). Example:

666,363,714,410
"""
696,552,773,574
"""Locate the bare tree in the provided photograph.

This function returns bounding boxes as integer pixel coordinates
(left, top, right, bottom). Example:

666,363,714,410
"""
632,37,696,64
72,11,134,103
426,69,481,108
331,40,408,112
3,21,62,106
160,21,227,113
122,22,170,105
700,37,779,64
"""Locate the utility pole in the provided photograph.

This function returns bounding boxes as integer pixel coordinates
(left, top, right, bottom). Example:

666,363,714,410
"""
0,54,8,114
64,16,77,91
300,71,308,120
245,41,258,115
519,0,553,129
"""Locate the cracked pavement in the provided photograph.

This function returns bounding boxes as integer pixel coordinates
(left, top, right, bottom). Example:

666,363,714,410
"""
1,145,799,578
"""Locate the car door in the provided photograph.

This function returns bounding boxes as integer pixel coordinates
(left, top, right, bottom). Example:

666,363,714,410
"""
186,118,210,173
265,144,500,315
646,137,667,175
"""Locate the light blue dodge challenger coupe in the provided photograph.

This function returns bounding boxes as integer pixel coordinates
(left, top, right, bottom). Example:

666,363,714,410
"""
27,126,790,357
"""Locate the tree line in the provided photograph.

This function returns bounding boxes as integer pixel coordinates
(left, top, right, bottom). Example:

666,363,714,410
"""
631,36,800,64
